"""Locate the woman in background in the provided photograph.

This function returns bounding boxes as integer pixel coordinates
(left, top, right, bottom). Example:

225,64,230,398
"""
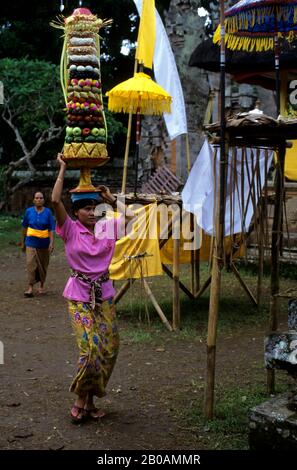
22,191,55,297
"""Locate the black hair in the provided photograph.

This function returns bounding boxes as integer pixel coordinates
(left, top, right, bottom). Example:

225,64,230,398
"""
34,191,44,198
72,198,98,213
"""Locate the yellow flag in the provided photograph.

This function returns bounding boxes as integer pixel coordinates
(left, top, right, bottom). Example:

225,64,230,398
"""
135,0,156,69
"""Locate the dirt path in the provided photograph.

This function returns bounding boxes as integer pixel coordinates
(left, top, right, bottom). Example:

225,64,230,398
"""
0,248,269,450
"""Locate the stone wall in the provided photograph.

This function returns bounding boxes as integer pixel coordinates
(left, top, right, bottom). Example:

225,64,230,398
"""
139,0,209,186
138,0,275,187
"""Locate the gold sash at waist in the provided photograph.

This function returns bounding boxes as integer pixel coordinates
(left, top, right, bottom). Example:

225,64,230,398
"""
27,227,49,238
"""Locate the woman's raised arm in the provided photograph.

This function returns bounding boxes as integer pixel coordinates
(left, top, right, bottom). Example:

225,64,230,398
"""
51,154,68,228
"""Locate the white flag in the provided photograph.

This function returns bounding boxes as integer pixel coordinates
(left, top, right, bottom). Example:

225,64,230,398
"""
133,0,187,139
182,140,273,236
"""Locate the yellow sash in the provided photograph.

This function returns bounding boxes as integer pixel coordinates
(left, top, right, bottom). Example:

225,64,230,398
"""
27,227,49,238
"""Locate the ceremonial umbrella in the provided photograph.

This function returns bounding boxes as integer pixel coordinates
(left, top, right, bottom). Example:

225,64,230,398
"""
214,0,297,115
107,0,172,195
107,72,172,116
189,37,297,90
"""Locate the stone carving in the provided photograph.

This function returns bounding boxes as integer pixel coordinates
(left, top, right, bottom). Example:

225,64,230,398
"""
264,300,297,408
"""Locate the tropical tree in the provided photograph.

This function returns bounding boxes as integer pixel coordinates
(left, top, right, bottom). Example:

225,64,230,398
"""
0,58,64,209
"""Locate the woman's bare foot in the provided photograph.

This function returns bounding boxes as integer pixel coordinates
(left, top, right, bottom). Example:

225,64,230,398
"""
24,288,34,298
85,406,106,419
70,404,86,423
37,287,46,295
70,396,87,423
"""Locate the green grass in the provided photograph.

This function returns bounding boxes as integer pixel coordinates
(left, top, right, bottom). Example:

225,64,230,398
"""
120,329,156,344
0,214,64,252
177,377,294,450
0,214,21,249
115,262,296,341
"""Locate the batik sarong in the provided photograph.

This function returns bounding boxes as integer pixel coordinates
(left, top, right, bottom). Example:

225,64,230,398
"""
67,298,119,397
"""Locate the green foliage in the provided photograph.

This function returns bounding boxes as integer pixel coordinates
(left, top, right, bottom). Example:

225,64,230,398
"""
0,1,170,87
0,57,63,138
0,166,5,198
0,214,21,248
181,380,292,449
0,58,127,162
104,107,127,144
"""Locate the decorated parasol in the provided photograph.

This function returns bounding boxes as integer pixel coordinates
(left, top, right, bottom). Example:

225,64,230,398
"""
214,0,297,115
107,72,171,116
106,0,172,195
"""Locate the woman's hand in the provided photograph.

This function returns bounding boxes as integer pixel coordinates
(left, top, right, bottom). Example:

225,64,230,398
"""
57,153,67,169
97,185,116,204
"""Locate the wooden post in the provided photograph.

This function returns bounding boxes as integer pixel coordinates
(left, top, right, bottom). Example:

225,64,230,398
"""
143,279,172,331
185,133,191,174
195,248,200,293
267,141,286,394
194,275,212,300
172,214,180,330
114,278,136,304
257,210,264,307
121,58,138,194
204,244,221,419
190,213,195,295
171,138,177,175
231,262,257,307
162,264,194,299
121,112,133,193
204,0,226,420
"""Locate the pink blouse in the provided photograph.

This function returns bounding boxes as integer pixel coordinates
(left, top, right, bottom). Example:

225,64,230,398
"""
56,215,122,303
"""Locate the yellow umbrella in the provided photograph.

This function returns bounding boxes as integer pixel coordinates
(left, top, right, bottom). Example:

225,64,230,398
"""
106,0,172,194
107,71,172,195
107,72,172,115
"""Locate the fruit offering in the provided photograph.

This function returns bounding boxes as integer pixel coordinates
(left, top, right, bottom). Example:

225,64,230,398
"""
52,8,112,167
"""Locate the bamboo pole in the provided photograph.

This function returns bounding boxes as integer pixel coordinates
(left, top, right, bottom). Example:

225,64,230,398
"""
162,263,194,299
190,212,195,295
143,279,172,331
195,247,200,293
194,275,212,300
257,201,264,307
267,141,286,394
171,138,177,175
121,59,138,194
185,133,191,174
172,234,180,331
204,244,221,419
114,278,136,304
121,112,133,193
257,243,264,307
204,0,226,420
230,262,257,307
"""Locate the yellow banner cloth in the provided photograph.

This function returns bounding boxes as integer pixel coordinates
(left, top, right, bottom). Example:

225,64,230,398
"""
110,204,245,280
135,0,156,69
284,140,297,181
110,203,163,280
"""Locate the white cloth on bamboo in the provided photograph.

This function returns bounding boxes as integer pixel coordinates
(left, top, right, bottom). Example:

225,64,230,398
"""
181,139,273,236
133,0,187,139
